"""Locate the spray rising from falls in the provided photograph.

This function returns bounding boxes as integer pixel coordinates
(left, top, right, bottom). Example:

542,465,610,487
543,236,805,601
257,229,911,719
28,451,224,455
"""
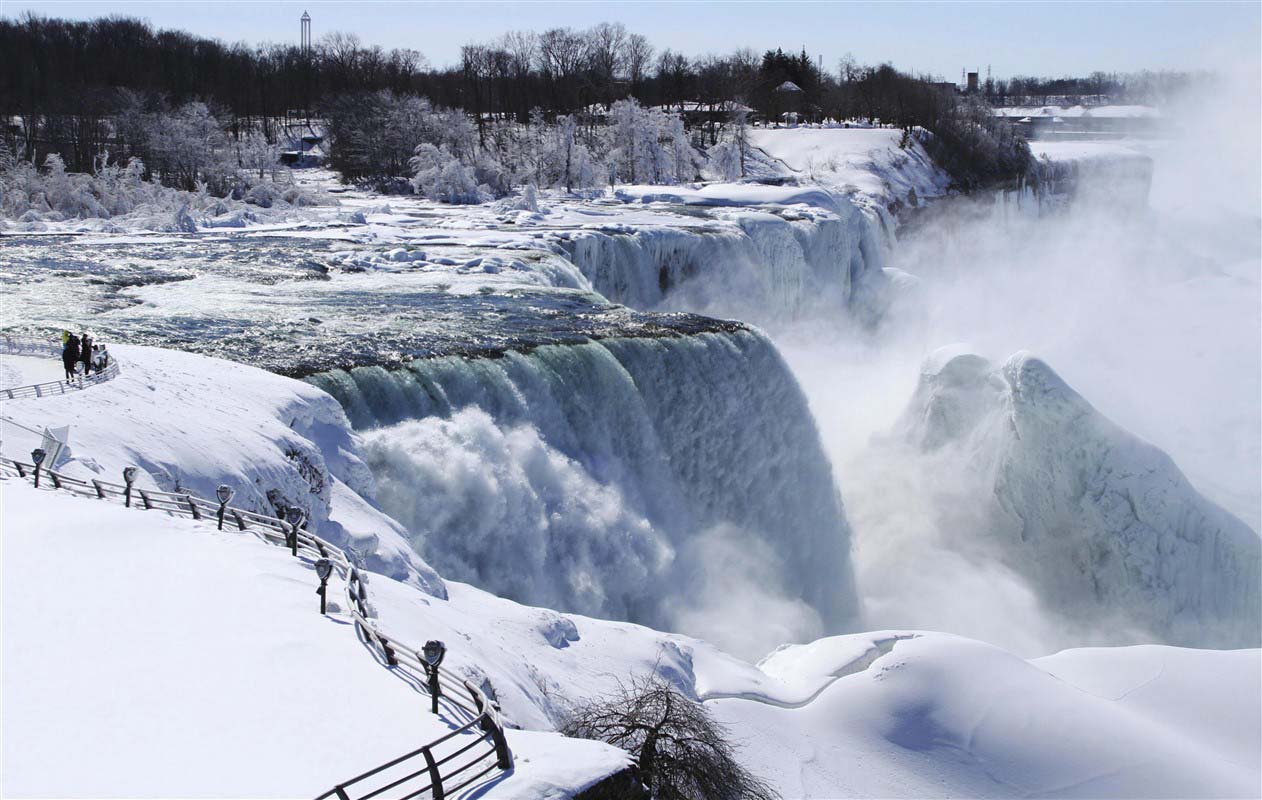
309,328,857,658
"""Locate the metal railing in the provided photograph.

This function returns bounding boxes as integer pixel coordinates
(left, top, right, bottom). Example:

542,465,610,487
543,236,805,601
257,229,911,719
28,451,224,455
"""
1,334,121,399
315,682,511,800
0,452,513,798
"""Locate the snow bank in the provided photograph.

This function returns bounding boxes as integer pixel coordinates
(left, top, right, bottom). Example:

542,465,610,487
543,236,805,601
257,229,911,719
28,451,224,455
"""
0,344,441,591
0,480,629,798
713,632,1259,798
1029,140,1154,211
896,349,1261,648
749,127,952,209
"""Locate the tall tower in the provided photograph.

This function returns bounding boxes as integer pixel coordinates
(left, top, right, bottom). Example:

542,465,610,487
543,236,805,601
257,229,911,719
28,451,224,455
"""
301,11,311,54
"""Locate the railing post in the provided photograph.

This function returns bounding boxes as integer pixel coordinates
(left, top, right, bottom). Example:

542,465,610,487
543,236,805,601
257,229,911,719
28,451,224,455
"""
379,635,397,666
232,511,247,531
123,467,137,507
92,480,105,498
468,681,512,770
423,746,445,800
486,717,513,770
138,490,152,510
186,495,200,519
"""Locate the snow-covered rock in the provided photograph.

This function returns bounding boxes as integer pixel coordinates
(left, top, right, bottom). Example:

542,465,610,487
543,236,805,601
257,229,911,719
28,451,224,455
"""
896,349,1261,647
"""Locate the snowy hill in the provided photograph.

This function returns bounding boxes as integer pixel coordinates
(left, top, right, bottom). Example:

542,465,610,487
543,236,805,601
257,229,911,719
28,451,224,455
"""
0,344,440,591
2,343,1259,798
0,480,628,797
895,349,1261,648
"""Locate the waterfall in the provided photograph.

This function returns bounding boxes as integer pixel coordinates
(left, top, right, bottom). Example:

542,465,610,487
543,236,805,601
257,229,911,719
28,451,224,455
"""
557,203,886,322
309,328,858,657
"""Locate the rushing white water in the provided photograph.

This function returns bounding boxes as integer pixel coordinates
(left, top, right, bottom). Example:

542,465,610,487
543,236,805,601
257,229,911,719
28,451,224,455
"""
309,328,857,658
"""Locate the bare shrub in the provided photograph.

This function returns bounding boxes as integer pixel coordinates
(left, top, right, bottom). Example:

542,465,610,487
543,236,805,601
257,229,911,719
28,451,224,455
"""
560,677,778,800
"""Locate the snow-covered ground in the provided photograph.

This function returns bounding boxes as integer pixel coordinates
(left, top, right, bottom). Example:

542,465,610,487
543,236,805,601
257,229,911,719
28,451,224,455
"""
0,344,441,590
749,126,952,209
0,353,65,387
3,339,1259,798
3,124,1258,797
994,104,1161,119
4,460,1258,798
1,480,629,798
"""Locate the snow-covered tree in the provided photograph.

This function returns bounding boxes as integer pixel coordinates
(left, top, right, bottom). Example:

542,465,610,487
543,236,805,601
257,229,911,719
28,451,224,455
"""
409,143,483,204
707,141,742,181
540,115,600,192
237,132,279,181
606,98,701,185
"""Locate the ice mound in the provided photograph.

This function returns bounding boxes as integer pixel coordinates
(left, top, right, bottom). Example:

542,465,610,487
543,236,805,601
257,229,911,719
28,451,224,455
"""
897,349,1261,648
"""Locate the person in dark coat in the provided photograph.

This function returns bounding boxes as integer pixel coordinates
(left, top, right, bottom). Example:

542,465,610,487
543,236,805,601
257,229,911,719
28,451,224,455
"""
80,331,94,377
63,333,81,382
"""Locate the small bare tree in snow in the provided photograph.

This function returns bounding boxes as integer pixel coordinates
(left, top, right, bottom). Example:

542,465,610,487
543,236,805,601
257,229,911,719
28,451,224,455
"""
560,676,778,800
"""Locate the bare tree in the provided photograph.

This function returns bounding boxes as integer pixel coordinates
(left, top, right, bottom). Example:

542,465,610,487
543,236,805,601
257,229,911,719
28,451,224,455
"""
587,22,628,108
321,31,363,91
537,27,589,112
624,33,654,97
560,677,778,800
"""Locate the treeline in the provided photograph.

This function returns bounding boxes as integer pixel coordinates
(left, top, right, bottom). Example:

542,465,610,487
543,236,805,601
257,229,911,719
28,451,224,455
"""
3,12,1081,191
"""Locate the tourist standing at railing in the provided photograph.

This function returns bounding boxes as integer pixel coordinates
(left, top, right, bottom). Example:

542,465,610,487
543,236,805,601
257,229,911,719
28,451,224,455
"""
92,344,109,373
62,333,81,382
80,331,94,377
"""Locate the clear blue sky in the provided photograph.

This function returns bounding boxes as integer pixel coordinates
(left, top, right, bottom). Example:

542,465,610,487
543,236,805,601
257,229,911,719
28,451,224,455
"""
3,0,1259,78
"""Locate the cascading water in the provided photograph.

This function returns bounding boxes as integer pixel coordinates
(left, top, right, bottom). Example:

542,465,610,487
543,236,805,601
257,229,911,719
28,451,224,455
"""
309,328,858,658
557,202,886,322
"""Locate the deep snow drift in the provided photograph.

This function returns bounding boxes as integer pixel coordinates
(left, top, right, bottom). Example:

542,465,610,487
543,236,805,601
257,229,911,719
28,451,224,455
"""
0,480,629,798
309,328,856,659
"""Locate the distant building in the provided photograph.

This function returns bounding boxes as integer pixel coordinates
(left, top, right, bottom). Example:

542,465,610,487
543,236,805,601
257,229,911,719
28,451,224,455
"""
967,72,979,93
993,104,1162,141
771,81,805,126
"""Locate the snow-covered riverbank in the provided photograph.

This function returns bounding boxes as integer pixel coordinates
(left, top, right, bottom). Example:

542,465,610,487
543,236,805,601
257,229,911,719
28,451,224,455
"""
4,346,1258,797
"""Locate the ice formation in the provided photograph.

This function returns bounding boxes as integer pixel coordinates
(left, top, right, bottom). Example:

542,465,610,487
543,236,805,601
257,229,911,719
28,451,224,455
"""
896,349,1261,647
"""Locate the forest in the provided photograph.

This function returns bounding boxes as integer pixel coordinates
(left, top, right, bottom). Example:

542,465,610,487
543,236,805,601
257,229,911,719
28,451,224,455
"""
0,13,1193,197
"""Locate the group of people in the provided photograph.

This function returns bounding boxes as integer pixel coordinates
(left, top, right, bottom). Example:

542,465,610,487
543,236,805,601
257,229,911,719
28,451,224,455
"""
60,329,109,382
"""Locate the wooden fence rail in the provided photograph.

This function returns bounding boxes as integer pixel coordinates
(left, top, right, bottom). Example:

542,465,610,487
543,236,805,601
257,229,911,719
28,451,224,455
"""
0,452,513,798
